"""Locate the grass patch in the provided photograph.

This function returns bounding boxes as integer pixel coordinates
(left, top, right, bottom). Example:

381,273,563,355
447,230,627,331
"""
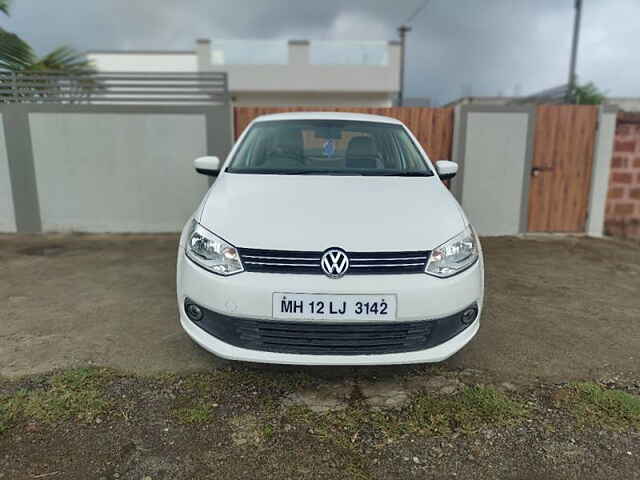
173,402,218,424
284,385,528,447
169,368,317,424
283,406,374,479
555,382,640,430
169,368,316,398
408,385,529,434
0,399,17,433
279,387,527,480
166,373,221,424
0,367,113,433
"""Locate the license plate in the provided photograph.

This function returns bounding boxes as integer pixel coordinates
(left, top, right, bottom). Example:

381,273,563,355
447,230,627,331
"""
273,293,397,321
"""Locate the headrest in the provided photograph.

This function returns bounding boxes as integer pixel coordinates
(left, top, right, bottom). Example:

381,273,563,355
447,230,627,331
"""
275,128,303,154
346,136,377,157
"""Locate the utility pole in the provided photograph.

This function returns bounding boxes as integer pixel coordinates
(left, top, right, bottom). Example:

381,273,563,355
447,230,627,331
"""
397,24,411,106
566,0,583,103
397,0,430,106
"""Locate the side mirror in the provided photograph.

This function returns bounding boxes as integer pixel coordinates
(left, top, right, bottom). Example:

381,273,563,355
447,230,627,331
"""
435,160,458,180
194,156,221,176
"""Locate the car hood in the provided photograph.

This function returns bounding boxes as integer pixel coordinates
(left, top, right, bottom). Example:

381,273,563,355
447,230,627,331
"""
199,174,467,251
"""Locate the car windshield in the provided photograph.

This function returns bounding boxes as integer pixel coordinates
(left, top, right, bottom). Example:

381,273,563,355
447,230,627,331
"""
226,120,434,176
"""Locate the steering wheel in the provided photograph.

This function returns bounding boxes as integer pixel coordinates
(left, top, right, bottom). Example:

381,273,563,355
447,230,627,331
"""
270,148,306,166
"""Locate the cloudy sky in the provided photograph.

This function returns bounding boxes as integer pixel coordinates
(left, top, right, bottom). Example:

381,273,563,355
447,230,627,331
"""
2,0,638,105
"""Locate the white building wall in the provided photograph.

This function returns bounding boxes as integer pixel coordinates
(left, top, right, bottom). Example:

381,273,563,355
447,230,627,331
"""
87,52,197,72
211,63,399,94
607,98,640,112
29,112,209,232
0,113,17,232
87,40,400,107
199,41,399,94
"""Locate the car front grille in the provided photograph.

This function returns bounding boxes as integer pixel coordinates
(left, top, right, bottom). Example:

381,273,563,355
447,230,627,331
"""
237,248,430,275
185,300,479,355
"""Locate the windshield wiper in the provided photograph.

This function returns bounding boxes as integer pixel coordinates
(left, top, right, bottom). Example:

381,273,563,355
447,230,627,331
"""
226,168,432,177
282,170,433,177
364,171,433,177
277,170,355,175
226,168,363,176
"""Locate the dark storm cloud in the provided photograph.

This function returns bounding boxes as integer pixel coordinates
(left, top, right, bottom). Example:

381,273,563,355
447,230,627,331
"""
2,0,638,104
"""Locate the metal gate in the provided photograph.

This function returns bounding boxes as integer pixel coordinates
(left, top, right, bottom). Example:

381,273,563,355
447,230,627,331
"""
233,106,455,161
527,105,598,232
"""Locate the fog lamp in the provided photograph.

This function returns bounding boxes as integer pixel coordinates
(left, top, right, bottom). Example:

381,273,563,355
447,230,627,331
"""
185,301,204,322
461,306,477,325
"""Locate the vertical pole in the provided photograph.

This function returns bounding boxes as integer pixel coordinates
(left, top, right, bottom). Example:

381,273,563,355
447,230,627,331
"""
12,71,18,102
566,0,583,103
586,105,617,236
397,25,411,106
3,104,42,232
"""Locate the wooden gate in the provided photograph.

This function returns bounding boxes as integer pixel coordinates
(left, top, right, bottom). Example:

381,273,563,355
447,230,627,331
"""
233,106,454,161
527,105,598,232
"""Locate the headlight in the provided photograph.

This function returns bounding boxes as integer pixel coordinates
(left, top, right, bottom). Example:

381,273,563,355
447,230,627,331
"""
426,225,479,278
185,221,243,276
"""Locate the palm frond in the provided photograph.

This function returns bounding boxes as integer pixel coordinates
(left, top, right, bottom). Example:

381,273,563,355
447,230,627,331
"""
0,0,10,16
29,46,95,74
0,29,36,71
0,19,98,102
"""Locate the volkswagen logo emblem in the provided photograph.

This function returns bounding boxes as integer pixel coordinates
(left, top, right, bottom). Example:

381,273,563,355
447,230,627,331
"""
321,248,349,278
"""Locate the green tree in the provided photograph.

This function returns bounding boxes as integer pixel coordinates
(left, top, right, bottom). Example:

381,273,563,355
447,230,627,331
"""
0,1,31,72
1,0,95,101
1,0,92,72
569,81,607,105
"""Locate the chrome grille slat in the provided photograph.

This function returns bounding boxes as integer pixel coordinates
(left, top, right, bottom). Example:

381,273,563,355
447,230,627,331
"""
350,263,426,267
243,255,321,261
238,248,430,275
351,257,427,261
244,261,319,267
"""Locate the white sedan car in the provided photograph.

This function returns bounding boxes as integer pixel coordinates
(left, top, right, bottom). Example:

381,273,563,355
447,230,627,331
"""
177,112,484,365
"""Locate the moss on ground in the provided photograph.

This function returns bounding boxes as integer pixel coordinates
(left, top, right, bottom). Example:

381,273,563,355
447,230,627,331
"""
274,386,529,480
554,382,640,430
4,367,638,444
408,385,529,434
169,368,316,425
287,385,528,443
173,402,219,424
0,367,112,432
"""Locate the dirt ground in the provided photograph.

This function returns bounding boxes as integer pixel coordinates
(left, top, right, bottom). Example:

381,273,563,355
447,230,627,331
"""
1,234,639,381
1,366,639,480
1,234,639,479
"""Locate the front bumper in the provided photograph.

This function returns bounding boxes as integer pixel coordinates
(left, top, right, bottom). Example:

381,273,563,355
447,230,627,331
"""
177,249,483,365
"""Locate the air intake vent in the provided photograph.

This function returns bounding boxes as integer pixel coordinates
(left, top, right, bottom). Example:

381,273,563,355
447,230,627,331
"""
238,319,435,354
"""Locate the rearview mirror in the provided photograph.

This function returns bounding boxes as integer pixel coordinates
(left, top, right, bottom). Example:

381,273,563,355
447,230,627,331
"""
194,156,221,176
435,160,458,180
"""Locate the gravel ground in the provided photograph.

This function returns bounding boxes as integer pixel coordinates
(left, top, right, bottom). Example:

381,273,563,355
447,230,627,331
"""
0,366,638,480
1,233,639,479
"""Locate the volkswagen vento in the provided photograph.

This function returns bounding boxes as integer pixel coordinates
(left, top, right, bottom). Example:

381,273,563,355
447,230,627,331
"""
177,112,484,365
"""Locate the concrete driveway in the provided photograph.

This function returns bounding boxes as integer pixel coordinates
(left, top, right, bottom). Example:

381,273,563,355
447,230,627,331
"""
1,234,639,382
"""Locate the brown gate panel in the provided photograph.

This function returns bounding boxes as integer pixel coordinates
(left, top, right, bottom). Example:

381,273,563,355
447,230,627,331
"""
233,106,454,161
527,105,598,232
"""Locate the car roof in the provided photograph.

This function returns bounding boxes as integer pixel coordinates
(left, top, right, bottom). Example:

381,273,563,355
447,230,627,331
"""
252,111,403,125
